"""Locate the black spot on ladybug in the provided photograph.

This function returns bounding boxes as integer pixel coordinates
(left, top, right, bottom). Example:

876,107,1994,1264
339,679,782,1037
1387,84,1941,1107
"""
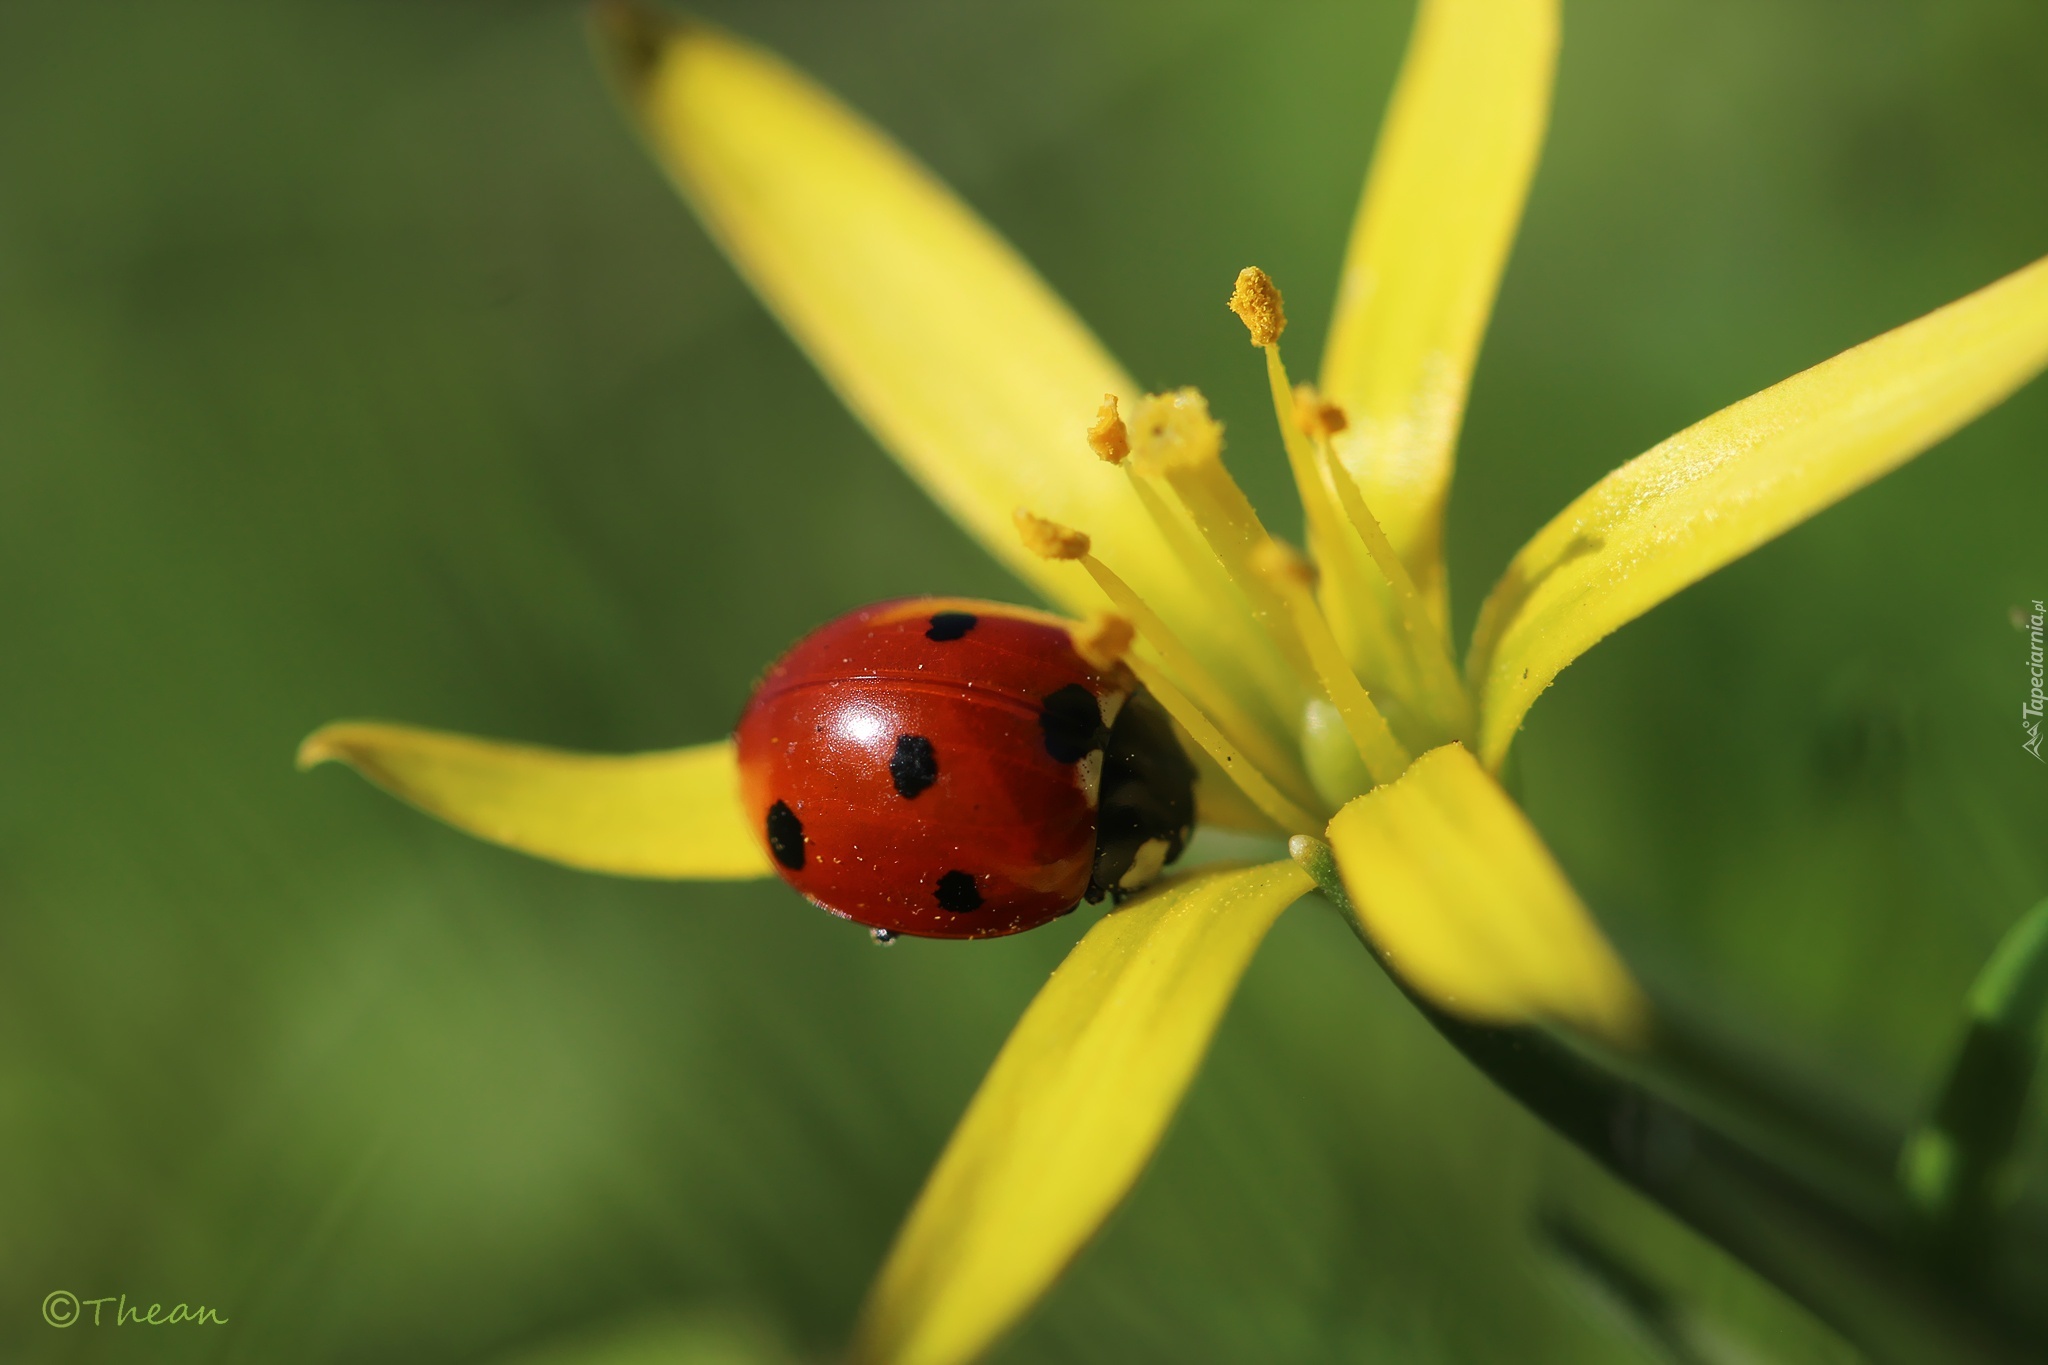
926,611,977,641
765,800,804,870
1039,683,1107,763
890,733,938,798
935,870,982,912
937,871,983,912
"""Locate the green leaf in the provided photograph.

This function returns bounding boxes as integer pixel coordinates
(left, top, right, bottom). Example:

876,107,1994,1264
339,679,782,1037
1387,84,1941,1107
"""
1900,899,2048,1230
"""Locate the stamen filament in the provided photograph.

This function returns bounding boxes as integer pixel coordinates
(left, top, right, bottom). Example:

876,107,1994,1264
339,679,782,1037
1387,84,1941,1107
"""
1122,654,1323,835
1120,445,1306,737
1314,438,1473,735
1160,459,1309,668
1256,543,1413,786
1012,506,1322,811
1317,438,1423,607
1260,342,1427,741
1075,552,1323,811
1124,389,1320,719
1262,345,1350,569
1220,268,1433,740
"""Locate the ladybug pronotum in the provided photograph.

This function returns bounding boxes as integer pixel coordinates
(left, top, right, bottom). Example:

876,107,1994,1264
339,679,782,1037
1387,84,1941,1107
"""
733,598,1196,939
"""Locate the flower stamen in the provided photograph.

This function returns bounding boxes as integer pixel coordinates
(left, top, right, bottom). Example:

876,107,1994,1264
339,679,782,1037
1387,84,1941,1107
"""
1086,397,1305,735
1309,426,1473,738
1014,509,1322,812
1086,394,1130,464
1012,508,1093,561
1123,389,1320,713
1293,386,1348,438
1254,540,1412,786
1231,268,1439,739
1227,268,1365,609
1122,655,1322,834
1226,266,1287,347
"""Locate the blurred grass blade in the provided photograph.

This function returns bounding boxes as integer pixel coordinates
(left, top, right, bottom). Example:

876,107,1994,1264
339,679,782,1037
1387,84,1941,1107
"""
849,860,1311,1365
591,8,1281,710
1899,898,2048,1228
1318,0,1557,607
1468,253,2048,769
299,722,772,879
1325,743,1646,1044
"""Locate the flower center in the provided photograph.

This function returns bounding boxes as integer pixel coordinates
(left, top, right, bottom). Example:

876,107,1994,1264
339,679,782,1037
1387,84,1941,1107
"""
1017,268,1476,832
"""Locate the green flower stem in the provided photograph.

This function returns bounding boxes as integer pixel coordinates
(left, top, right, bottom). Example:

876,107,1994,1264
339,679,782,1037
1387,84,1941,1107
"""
1288,836,2041,1364
1632,1012,1903,1217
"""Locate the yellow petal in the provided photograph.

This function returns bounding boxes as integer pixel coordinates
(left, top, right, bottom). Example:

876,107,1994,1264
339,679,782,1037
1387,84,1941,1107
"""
1470,253,2048,768
1326,743,1645,1044
598,13,1250,691
299,722,771,880
1319,0,1557,605
849,860,1311,1365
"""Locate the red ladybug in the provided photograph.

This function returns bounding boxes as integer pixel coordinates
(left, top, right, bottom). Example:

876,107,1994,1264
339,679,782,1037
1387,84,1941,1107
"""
733,598,1197,940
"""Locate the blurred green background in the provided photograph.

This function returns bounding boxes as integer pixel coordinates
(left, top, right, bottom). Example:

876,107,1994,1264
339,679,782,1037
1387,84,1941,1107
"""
3,0,2045,1361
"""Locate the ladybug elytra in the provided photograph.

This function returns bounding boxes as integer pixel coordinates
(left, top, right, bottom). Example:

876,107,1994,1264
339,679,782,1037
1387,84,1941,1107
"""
733,598,1196,939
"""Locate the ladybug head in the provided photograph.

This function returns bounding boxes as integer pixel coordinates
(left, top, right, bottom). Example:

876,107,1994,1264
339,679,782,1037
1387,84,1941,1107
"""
1085,687,1196,904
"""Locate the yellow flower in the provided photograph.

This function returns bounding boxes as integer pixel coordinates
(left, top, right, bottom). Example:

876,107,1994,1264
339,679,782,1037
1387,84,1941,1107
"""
298,3,2048,1363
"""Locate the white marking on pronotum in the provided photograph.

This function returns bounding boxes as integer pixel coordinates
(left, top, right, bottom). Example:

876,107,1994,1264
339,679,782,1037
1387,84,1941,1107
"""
1077,689,1128,805
1077,750,1104,806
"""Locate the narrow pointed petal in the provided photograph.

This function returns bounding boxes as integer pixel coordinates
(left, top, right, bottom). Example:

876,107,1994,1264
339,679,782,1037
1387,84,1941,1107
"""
849,860,1312,1365
1470,254,2048,768
1326,743,1645,1044
1319,0,1557,600
597,12,1230,675
299,722,772,879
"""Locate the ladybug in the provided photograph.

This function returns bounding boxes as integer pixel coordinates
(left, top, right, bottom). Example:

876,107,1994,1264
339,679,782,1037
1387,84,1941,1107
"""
733,598,1197,939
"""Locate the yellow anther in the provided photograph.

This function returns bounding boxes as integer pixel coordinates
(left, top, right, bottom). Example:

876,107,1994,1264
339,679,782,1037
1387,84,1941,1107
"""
1250,539,1317,592
1228,266,1286,346
1291,383,1349,438
1012,508,1091,560
1125,388,1224,474
1070,612,1136,672
1086,394,1130,464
